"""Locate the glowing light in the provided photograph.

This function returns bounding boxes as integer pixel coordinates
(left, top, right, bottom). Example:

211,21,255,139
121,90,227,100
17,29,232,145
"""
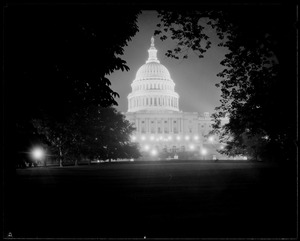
176,136,181,141
168,136,172,140
30,146,45,161
159,136,163,140
143,145,150,151
185,135,190,141
151,149,158,156
189,144,195,150
220,145,225,150
131,136,137,141
208,136,214,143
141,136,146,141
262,135,269,140
194,135,199,141
200,148,208,156
150,136,155,141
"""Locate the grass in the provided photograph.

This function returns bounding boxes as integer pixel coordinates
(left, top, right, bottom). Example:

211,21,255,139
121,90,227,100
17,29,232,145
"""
4,160,297,238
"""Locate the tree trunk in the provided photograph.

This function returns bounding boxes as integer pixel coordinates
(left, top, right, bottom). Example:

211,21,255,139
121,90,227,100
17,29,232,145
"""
74,159,78,166
59,148,63,167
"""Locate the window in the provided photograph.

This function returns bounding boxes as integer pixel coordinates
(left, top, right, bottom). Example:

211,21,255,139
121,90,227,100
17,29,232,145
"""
164,127,169,133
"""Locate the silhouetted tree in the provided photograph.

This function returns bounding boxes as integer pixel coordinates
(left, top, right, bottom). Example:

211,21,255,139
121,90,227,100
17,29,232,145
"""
32,105,140,165
5,5,141,170
32,114,80,167
77,106,141,162
155,5,297,163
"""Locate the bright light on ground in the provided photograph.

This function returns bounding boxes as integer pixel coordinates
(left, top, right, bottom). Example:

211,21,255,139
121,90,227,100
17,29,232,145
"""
30,146,45,160
151,149,157,156
200,148,208,156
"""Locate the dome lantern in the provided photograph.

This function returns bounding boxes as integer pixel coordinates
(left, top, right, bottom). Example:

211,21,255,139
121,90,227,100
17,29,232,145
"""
146,36,160,64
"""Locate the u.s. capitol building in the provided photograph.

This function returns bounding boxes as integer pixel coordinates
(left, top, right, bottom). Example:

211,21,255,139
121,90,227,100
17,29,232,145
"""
125,37,228,159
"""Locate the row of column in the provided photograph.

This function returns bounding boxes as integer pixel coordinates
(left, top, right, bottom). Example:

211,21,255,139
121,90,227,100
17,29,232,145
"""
133,83,173,91
135,118,186,134
129,95,178,109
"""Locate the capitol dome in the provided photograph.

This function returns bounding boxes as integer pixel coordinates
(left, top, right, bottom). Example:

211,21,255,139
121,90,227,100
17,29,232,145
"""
136,62,171,81
127,37,180,112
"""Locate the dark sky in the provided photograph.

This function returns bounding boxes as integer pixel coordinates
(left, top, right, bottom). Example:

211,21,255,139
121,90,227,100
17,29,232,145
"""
108,10,229,115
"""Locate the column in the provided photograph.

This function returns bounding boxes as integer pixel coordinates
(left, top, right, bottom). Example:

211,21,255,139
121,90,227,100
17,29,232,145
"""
146,118,149,133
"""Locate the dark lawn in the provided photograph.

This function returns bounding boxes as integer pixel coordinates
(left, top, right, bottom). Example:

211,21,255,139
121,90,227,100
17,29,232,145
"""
4,160,297,238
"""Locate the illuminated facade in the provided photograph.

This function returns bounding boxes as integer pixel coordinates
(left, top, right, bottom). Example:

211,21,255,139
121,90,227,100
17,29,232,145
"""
125,37,227,159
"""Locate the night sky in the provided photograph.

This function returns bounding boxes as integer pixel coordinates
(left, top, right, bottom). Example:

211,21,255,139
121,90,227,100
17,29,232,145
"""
108,11,229,115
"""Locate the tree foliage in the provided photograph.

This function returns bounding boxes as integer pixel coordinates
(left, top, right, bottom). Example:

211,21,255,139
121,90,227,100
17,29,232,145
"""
5,5,141,168
32,106,141,165
155,5,297,162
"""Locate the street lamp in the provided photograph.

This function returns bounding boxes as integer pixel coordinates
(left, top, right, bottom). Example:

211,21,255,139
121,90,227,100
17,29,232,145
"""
30,146,46,166
200,148,208,160
189,144,195,150
151,149,157,156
